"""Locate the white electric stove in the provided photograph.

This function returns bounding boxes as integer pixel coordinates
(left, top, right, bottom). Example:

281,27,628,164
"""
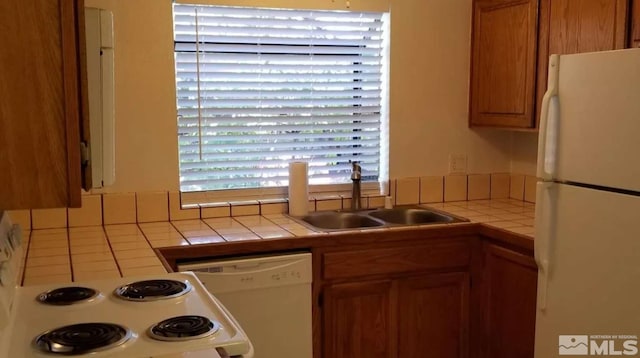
0,212,254,358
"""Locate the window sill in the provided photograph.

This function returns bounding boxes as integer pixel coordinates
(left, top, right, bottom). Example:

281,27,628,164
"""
179,192,389,215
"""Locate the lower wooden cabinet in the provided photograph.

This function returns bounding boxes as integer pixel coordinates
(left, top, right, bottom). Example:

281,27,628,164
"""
323,280,394,358
478,242,538,358
321,272,470,358
398,273,469,358
315,234,537,358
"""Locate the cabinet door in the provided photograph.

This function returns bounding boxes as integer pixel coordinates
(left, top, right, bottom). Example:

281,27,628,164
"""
631,0,640,47
481,243,537,358
323,280,394,358
0,0,85,209
536,0,628,121
470,0,539,128
398,273,469,358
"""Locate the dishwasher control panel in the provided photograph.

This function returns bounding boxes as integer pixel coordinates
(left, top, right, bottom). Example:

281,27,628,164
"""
178,253,312,294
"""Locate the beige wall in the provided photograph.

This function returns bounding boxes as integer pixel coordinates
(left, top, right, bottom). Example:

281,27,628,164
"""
86,0,180,192
86,0,513,193
388,0,512,178
511,132,539,176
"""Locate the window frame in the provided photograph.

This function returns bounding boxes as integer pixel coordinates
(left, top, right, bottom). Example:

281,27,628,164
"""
172,4,391,200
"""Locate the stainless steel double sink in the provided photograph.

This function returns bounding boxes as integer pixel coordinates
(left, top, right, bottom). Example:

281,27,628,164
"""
290,206,467,232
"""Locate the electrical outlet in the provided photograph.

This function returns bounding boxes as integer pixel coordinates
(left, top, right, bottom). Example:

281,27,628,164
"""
449,154,467,174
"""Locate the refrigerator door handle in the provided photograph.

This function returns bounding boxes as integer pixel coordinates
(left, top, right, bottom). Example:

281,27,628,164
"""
535,181,555,311
537,55,560,180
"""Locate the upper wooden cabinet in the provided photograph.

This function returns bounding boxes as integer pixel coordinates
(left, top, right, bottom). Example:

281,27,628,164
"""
470,0,539,128
470,0,630,129
0,0,89,210
536,0,628,121
631,0,640,47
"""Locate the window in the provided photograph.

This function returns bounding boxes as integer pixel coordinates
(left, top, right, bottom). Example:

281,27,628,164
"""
173,4,389,193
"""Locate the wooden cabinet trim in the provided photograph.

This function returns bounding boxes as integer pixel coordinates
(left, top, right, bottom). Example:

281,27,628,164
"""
76,0,92,191
61,0,84,207
484,242,538,269
321,238,471,280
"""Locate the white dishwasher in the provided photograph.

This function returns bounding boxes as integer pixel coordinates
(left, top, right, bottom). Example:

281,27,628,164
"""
178,252,312,358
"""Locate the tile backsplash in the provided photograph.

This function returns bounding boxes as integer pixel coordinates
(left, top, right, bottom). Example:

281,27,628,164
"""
509,174,526,201
467,174,491,200
8,173,538,230
444,175,468,202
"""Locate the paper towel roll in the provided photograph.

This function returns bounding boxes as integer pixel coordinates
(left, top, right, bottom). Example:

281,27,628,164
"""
288,161,309,216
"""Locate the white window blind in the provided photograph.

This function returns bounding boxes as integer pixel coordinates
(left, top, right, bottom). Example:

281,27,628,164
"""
173,4,389,192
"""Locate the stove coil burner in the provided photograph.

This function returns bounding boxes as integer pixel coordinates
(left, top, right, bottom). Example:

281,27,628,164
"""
148,315,220,342
37,287,99,305
114,279,191,301
34,323,132,355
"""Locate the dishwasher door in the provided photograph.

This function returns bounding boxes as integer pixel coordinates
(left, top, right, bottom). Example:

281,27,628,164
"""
178,252,312,358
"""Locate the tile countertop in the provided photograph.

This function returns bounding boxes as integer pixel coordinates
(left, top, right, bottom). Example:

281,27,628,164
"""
19,198,535,286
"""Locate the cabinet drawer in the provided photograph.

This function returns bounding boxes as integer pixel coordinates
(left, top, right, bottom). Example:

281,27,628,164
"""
322,239,470,280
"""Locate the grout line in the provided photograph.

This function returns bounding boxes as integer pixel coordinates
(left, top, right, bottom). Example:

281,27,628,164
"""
200,219,228,242
393,179,397,205
166,191,171,222
465,175,469,201
136,223,159,250
168,221,189,244
66,228,73,282
19,230,34,286
239,215,283,240
134,193,139,224
100,193,105,227
102,226,124,278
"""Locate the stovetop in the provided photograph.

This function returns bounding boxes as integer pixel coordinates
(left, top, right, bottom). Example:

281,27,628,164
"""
0,213,252,358
5,272,251,357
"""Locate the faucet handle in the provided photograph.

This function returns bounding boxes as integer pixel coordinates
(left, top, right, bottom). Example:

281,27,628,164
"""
351,162,362,180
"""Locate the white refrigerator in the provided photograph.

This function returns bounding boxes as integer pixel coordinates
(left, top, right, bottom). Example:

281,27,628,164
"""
535,48,640,357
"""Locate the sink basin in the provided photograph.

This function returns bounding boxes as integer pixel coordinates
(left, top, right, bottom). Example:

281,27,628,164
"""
294,206,464,231
299,212,385,231
368,208,455,225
